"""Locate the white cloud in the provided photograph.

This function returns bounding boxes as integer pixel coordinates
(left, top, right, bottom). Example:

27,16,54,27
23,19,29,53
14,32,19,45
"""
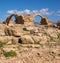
7,10,16,14
32,10,39,14
7,8,52,16
55,11,60,16
40,8,52,15
22,9,30,14
7,10,20,14
7,9,31,15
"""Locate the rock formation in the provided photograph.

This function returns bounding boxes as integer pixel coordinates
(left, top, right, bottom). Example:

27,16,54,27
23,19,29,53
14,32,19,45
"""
0,14,59,63
40,17,53,25
3,14,53,26
4,14,34,26
57,20,60,26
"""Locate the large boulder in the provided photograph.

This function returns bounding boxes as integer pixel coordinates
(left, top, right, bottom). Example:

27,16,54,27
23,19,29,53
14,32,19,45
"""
0,36,18,44
23,26,34,31
20,35,34,44
0,24,7,36
4,26,24,37
32,36,40,42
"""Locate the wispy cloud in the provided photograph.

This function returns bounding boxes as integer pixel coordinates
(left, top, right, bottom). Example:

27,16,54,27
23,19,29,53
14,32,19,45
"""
40,8,52,15
7,9,38,15
7,10,20,14
54,11,60,16
7,8,53,16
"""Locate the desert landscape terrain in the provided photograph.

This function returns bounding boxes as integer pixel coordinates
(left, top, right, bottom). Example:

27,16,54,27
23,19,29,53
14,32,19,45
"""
0,14,59,63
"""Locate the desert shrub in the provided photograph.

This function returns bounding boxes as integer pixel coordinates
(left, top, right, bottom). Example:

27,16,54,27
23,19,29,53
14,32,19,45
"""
26,45,32,48
3,50,17,57
34,46,40,49
57,33,60,39
34,41,40,44
0,41,6,48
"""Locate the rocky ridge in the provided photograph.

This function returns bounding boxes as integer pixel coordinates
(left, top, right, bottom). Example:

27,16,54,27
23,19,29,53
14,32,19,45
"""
0,23,60,63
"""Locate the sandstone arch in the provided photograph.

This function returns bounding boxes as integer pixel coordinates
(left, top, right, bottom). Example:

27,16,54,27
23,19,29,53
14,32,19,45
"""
33,14,44,18
23,14,34,26
4,14,53,26
6,14,16,25
4,14,24,26
33,14,43,24
33,14,45,24
33,14,52,25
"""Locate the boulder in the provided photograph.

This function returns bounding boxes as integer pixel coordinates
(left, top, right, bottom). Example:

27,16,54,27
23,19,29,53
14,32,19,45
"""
23,26,34,31
0,36,18,44
32,36,41,42
0,24,7,36
4,27,24,37
20,35,34,44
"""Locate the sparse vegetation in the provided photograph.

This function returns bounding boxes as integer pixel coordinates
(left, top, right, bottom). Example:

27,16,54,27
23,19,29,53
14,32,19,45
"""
3,50,17,57
34,46,40,49
57,33,60,39
26,45,32,48
0,41,6,48
43,32,48,36
34,41,40,44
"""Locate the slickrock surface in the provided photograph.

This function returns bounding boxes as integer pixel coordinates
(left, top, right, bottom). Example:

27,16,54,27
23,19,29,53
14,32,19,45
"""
0,23,60,63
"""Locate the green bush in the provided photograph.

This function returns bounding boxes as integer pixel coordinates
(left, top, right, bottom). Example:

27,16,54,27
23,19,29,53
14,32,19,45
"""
3,50,17,57
34,46,40,49
34,41,40,44
57,33,60,39
0,41,6,48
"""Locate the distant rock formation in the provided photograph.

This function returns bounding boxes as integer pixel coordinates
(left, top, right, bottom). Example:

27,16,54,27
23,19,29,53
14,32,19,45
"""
3,14,53,26
57,20,60,26
40,17,53,25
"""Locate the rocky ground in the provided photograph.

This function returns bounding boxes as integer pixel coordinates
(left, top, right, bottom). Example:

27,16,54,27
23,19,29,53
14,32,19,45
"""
0,23,60,63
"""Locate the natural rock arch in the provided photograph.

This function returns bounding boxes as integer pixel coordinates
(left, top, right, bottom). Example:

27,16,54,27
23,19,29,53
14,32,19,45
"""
33,14,52,25
3,14,53,26
33,14,43,24
33,14,44,18
5,14,17,25
4,14,24,26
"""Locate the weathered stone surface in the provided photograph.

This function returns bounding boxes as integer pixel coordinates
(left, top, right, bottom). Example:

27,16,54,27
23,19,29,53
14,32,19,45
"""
32,35,41,42
40,17,53,25
4,26,24,37
0,24,7,36
23,26,34,31
3,14,53,26
0,36,18,44
57,20,60,26
7,19,14,26
20,35,34,44
0,13,60,63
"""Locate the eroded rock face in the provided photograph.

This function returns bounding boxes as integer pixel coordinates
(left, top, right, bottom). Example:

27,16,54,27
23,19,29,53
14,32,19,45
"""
4,14,34,26
7,19,14,26
0,22,59,45
0,24,7,36
0,22,60,63
23,15,34,26
20,35,34,44
0,36,18,44
40,17,53,25
4,25,24,37
57,20,60,26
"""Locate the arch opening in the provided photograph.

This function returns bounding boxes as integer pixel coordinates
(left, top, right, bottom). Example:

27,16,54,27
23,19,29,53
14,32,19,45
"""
18,38,23,44
40,18,48,25
11,16,16,24
34,16,41,25
15,16,24,24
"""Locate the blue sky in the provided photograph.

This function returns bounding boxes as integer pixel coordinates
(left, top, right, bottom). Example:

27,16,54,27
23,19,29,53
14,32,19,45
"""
0,0,60,22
